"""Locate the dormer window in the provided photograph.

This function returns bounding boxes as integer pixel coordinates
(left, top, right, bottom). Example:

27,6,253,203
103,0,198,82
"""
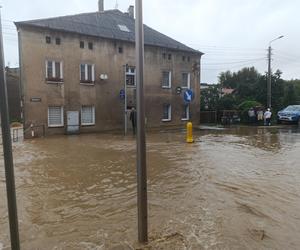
118,24,130,32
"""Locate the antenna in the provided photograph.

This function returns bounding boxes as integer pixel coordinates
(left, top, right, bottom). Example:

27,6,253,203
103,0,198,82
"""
115,0,119,9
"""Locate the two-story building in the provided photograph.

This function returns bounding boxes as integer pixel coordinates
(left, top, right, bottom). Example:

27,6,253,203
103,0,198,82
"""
15,1,203,137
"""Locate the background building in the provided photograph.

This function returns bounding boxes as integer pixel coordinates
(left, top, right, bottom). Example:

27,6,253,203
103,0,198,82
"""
5,67,21,123
15,1,203,137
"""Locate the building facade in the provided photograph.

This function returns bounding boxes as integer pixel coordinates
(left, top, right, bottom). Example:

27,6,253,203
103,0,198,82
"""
15,4,203,137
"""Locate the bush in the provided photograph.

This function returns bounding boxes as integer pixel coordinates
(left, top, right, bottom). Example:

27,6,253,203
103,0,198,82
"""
238,100,263,122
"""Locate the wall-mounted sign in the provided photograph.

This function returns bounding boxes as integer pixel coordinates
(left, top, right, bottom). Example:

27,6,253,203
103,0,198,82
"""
30,97,42,102
176,86,182,95
119,89,125,100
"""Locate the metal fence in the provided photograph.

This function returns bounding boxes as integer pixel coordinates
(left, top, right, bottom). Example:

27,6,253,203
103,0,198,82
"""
200,110,241,124
24,124,45,138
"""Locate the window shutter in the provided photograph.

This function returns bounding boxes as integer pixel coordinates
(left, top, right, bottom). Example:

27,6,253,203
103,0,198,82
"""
48,107,63,127
81,106,95,125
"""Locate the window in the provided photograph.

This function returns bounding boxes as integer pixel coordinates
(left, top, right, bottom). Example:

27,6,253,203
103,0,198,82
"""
48,106,64,127
126,66,135,86
88,42,93,50
162,53,166,59
187,56,190,62
46,36,51,44
162,104,171,121
168,54,172,60
162,71,171,88
118,47,123,53
80,64,95,83
46,60,63,82
182,56,186,61
182,104,190,121
55,38,61,45
81,106,95,125
181,72,191,88
80,41,84,48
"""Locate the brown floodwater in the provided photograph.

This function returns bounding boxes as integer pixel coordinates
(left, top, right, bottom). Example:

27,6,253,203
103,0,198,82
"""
1,126,300,249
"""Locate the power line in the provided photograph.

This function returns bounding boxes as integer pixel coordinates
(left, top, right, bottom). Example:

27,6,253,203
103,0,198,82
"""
202,57,267,66
187,43,265,51
202,58,266,71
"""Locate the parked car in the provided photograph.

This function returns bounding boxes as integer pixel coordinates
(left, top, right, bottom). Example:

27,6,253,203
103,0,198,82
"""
277,105,300,124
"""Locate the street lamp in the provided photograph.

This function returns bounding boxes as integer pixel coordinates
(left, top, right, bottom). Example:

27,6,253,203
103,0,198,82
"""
267,35,284,108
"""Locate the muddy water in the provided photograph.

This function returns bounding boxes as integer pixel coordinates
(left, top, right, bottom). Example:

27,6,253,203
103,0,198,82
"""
1,126,300,249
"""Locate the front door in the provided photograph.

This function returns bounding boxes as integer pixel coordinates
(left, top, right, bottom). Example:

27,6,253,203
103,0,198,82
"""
67,111,79,134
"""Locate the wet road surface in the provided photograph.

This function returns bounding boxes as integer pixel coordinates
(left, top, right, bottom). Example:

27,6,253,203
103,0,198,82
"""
1,126,300,249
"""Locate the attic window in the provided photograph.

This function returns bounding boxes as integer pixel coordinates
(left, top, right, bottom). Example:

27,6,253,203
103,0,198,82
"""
118,24,130,32
80,41,84,48
56,38,61,45
46,36,51,44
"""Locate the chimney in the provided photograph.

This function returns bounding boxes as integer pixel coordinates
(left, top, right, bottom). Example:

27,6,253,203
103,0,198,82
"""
128,5,134,18
98,0,104,12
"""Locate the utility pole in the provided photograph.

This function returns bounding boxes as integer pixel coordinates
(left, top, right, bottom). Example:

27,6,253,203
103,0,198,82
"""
267,35,284,109
267,46,272,108
0,7,21,250
135,0,148,243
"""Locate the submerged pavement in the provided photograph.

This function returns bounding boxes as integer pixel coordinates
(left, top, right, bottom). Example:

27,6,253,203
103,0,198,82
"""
1,126,300,249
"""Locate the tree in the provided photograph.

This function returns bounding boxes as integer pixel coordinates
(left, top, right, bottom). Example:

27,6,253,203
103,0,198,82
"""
218,71,234,88
283,83,298,106
217,95,237,110
200,85,220,110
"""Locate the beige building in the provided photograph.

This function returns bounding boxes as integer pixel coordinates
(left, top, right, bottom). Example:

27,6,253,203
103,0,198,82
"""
15,1,203,137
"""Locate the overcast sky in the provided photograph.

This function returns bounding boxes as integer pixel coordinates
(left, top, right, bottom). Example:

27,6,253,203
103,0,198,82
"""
1,0,300,83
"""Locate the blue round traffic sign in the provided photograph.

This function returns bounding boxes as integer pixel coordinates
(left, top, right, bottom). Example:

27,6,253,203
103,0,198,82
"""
183,89,194,103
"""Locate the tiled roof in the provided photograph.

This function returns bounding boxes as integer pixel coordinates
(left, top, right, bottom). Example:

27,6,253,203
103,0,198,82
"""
15,10,203,55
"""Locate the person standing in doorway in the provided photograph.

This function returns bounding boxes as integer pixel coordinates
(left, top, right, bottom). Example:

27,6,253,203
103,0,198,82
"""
264,108,272,126
130,107,137,135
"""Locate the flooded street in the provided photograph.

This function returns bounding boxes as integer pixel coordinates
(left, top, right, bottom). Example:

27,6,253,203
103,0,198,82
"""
1,126,300,249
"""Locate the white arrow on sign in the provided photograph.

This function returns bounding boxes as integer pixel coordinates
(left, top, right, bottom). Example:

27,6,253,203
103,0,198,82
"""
185,91,192,101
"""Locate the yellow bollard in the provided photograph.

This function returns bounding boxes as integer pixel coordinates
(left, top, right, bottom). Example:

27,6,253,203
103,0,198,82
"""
186,122,194,143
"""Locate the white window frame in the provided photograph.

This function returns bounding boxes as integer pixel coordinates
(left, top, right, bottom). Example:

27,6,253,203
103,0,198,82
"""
181,72,191,89
46,60,63,81
181,104,190,121
162,71,172,89
80,64,95,84
162,104,172,122
126,66,136,87
48,106,64,127
81,106,95,126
